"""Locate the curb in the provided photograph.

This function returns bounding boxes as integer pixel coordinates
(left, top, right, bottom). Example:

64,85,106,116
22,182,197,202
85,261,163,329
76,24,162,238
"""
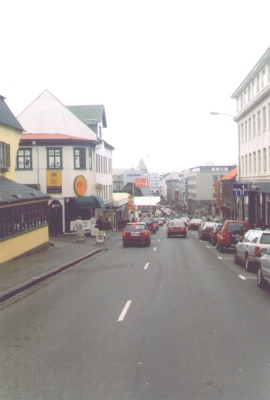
0,249,102,304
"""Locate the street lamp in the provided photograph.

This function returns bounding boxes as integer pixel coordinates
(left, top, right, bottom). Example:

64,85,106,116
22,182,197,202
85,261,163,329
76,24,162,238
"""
210,111,242,219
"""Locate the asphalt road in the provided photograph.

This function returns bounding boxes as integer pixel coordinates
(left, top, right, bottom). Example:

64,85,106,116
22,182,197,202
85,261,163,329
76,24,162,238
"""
1,226,270,399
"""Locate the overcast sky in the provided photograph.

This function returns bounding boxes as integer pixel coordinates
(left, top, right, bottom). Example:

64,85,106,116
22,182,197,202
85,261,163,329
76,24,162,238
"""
2,0,270,174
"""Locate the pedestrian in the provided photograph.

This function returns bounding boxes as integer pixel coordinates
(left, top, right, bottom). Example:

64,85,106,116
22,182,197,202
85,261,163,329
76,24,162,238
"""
95,215,104,230
104,218,112,239
74,216,84,241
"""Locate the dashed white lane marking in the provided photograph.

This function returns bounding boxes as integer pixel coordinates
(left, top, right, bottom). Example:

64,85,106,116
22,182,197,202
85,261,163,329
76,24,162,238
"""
239,275,246,280
153,247,157,251
118,300,132,321
144,263,149,270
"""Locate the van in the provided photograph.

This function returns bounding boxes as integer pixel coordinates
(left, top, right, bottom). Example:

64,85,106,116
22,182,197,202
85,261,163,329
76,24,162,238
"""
216,220,250,253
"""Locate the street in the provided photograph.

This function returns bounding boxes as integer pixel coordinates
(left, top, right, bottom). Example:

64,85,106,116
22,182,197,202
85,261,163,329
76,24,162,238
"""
1,225,270,399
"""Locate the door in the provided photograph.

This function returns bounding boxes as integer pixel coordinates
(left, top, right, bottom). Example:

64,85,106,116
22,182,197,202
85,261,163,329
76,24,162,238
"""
48,200,63,234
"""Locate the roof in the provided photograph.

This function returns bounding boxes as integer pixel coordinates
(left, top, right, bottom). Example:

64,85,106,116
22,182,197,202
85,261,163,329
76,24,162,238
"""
0,176,50,205
220,167,238,181
67,105,107,128
0,95,24,132
19,133,98,147
20,133,96,141
231,46,270,98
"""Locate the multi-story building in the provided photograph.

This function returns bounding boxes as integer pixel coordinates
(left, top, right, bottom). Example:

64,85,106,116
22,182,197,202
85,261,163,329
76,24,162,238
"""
16,90,115,234
0,95,50,263
187,164,236,217
231,46,270,227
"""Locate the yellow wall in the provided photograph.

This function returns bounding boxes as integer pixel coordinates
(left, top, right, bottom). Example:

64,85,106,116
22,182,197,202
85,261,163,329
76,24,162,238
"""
0,226,49,264
0,125,21,181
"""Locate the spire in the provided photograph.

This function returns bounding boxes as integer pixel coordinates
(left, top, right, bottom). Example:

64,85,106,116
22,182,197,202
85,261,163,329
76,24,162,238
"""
137,158,148,173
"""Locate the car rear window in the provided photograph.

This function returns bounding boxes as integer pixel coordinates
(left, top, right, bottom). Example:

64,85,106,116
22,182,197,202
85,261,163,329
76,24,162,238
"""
227,223,248,232
260,233,270,244
169,221,185,227
126,225,145,231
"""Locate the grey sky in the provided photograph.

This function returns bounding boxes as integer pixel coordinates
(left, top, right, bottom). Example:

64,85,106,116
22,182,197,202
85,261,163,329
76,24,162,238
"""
2,0,270,173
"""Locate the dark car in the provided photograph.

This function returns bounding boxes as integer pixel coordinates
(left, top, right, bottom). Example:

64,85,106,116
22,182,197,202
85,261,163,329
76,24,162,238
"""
216,220,250,253
122,222,151,247
208,223,222,246
189,218,203,230
152,218,160,231
167,219,187,238
198,221,216,241
141,218,157,233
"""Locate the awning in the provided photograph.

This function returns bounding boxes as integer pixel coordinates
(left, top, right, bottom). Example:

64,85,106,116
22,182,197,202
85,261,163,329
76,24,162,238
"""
70,196,105,209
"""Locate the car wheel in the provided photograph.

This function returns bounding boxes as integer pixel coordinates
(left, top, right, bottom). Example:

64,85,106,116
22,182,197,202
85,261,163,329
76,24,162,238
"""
245,256,252,272
219,245,224,253
257,266,267,288
234,249,239,264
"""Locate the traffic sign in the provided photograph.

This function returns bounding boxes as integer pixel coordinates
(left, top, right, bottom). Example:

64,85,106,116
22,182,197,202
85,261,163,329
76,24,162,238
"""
232,183,248,196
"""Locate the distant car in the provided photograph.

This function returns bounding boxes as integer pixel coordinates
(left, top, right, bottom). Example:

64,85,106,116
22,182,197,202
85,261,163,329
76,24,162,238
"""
152,218,160,231
167,219,187,238
122,222,151,247
140,218,157,233
158,217,166,226
257,247,270,288
234,229,270,271
198,221,216,241
216,220,250,253
189,219,203,230
208,223,222,246
181,217,190,228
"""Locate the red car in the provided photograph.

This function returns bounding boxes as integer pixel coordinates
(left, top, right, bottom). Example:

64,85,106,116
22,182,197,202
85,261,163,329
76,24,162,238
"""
216,220,250,252
122,222,151,247
167,219,187,238
208,223,222,246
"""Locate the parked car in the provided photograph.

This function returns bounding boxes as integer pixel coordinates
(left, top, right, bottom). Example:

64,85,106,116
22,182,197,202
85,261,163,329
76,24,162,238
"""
198,221,216,241
167,219,187,238
216,220,250,253
189,218,203,230
257,247,270,288
208,223,222,246
122,222,151,247
158,217,166,226
234,229,270,271
140,218,157,233
181,217,190,228
152,218,160,231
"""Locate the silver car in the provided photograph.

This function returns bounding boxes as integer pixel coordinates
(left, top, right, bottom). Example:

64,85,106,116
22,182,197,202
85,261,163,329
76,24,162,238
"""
257,248,270,288
234,229,270,271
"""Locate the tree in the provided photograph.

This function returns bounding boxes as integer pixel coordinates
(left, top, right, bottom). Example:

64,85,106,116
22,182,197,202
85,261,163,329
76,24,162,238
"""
123,182,143,196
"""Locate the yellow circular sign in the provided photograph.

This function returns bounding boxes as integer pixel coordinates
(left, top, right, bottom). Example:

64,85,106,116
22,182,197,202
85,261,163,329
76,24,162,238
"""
74,175,87,196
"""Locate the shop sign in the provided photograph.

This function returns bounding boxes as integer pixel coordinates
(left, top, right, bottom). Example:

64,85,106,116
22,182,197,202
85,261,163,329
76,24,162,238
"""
74,175,87,196
47,171,62,193
135,178,148,187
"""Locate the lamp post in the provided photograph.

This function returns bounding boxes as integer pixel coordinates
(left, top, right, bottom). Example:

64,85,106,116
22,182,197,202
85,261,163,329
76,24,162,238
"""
32,141,40,190
210,111,242,219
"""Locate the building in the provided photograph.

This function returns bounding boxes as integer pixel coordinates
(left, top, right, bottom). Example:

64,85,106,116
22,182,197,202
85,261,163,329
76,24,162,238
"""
187,164,236,217
231,46,270,227
0,95,50,263
16,90,115,234
220,167,238,220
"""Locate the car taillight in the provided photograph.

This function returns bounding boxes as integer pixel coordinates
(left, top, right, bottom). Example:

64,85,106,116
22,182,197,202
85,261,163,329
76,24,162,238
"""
168,228,173,231
144,231,149,237
122,232,126,238
255,246,261,256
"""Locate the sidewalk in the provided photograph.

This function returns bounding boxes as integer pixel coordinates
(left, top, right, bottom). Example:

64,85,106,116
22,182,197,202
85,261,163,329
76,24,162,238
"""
0,230,122,304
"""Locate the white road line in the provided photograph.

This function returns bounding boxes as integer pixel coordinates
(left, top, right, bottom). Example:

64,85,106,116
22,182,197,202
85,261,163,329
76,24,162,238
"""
239,275,246,280
153,247,157,251
118,300,132,322
144,263,149,270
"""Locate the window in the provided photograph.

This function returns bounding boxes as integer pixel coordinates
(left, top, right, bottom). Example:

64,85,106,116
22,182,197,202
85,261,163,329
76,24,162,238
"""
248,85,250,101
257,111,261,133
263,148,267,172
0,142,11,168
249,153,252,174
88,148,93,170
253,152,256,173
245,155,247,175
252,79,256,97
253,115,256,137
98,126,102,140
0,201,48,241
257,75,260,93
263,107,266,130
245,121,247,140
17,149,32,169
262,69,266,87
74,148,86,169
258,150,261,173
241,124,244,141
248,118,251,139
96,154,100,172
47,148,62,169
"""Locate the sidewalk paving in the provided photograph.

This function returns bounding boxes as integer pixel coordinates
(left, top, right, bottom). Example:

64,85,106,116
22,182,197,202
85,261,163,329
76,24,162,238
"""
0,230,122,304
